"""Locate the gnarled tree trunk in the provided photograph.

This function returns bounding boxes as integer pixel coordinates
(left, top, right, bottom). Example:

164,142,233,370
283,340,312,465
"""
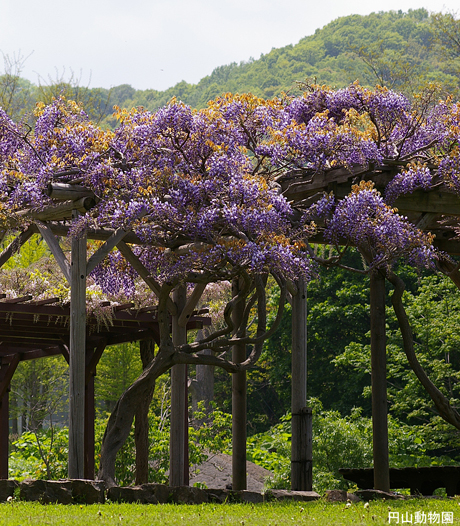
388,271,460,430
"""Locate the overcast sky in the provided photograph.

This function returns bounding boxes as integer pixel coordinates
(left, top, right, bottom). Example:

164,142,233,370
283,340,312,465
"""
0,1,458,92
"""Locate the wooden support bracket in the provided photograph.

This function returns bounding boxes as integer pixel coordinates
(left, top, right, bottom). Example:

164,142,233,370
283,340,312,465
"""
0,354,20,399
38,223,71,283
178,283,206,327
86,228,129,275
117,240,177,315
0,227,35,269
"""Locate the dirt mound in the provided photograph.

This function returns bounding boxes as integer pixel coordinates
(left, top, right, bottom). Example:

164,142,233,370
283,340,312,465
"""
189,452,273,491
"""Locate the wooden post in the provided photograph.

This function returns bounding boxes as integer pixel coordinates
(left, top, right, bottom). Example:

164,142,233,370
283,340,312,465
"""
370,269,390,492
68,212,87,480
232,278,247,491
84,373,95,480
169,284,188,487
0,364,9,480
291,277,312,490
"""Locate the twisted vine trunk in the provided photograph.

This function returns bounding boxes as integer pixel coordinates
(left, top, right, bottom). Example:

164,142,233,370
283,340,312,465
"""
134,339,156,485
387,271,460,430
98,344,175,486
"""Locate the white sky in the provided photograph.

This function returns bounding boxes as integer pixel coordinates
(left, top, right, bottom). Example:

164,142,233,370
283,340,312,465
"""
0,0,458,92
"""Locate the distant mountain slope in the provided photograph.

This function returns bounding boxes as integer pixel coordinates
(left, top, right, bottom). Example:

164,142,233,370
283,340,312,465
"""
112,7,457,118
2,8,458,126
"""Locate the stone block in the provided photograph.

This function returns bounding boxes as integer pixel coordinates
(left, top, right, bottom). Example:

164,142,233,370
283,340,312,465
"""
107,485,158,504
267,489,321,502
0,480,18,502
19,480,73,504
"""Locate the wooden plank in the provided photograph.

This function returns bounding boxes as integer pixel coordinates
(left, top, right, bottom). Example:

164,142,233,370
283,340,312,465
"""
68,211,87,480
86,228,129,275
291,277,312,491
31,222,142,244
232,278,247,491
1,295,32,304
38,223,71,283
20,196,95,221
30,297,60,306
370,269,390,492
46,183,94,201
169,285,188,487
117,240,177,315
393,190,460,216
0,227,35,268
178,283,207,328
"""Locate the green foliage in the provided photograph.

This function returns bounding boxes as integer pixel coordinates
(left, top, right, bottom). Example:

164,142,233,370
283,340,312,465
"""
335,273,460,428
9,428,69,481
95,343,143,415
245,401,457,494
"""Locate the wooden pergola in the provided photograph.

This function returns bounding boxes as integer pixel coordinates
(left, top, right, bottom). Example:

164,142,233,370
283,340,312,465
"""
2,159,460,493
278,162,460,492
0,295,209,480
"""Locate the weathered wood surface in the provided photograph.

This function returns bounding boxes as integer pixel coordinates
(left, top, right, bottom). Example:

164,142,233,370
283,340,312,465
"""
68,212,87,480
169,285,188,487
370,270,390,493
232,278,247,491
291,277,312,491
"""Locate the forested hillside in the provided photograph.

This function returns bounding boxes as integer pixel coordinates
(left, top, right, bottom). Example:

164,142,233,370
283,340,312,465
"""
2,8,459,128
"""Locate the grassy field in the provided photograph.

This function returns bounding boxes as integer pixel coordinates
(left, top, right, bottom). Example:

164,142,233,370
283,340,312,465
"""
1,499,460,525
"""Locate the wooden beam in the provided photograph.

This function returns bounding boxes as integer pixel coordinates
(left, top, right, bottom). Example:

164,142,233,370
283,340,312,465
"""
0,354,20,399
370,269,390,492
84,375,95,480
178,283,206,327
0,227,35,268
393,190,460,216
169,285,188,487
85,340,107,385
86,228,129,275
20,196,95,221
117,240,177,315
46,183,94,201
232,278,247,491
68,211,87,480
415,212,439,231
1,295,32,304
38,223,71,283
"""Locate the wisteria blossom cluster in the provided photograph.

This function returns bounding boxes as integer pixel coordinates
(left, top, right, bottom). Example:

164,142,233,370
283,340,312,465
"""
1,85,459,291
318,181,436,270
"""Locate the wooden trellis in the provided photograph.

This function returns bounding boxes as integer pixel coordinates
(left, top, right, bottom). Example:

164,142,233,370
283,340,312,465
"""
2,160,460,492
0,294,209,480
278,162,460,492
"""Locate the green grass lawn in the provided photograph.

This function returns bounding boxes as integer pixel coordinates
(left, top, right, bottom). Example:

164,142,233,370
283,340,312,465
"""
1,499,460,525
